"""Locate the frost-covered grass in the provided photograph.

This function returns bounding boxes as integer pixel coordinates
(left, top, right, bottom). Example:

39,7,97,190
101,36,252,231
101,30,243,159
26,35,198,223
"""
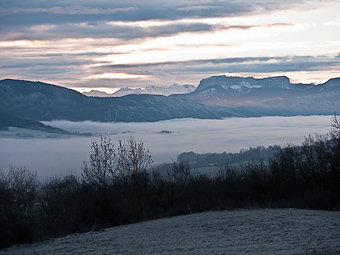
2,209,339,255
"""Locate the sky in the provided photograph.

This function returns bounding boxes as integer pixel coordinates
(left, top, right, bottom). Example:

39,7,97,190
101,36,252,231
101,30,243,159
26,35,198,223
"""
0,0,340,93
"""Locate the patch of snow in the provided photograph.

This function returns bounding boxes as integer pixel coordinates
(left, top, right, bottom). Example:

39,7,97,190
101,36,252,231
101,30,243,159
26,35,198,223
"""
230,85,242,90
113,87,143,97
245,84,262,89
82,90,112,97
199,87,217,96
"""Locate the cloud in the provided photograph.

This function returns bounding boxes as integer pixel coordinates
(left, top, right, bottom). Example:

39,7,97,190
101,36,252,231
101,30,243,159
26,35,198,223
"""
94,55,340,74
2,53,339,89
0,21,217,41
10,6,138,15
0,20,293,42
0,0,321,27
1,0,339,88
60,55,338,88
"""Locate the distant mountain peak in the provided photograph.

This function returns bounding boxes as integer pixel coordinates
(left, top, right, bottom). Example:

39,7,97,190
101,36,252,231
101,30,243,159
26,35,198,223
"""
83,84,196,97
1,76,339,123
322,77,340,88
83,90,111,97
0,78,222,123
180,75,340,114
193,75,294,96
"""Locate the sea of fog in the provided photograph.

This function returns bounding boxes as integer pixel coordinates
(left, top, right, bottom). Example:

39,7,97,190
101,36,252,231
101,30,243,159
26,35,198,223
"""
0,116,334,179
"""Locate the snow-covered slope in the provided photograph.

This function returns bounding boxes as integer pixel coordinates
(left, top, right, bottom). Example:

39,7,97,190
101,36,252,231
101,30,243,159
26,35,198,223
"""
143,84,196,96
83,84,195,97
82,90,112,97
2,209,339,255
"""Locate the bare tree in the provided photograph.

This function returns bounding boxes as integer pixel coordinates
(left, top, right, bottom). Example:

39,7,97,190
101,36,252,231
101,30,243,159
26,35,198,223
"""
82,136,116,187
82,136,152,187
167,162,191,186
0,166,37,215
115,137,153,219
116,137,153,184
331,114,340,129
330,114,340,139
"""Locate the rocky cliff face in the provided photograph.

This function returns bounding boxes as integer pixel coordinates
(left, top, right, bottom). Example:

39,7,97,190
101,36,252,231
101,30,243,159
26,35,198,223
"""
193,76,292,96
177,75,340,116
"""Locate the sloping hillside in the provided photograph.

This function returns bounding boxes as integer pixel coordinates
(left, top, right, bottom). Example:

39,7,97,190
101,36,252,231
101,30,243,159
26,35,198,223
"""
0,111,69,134
2,209,339,255
1,77,339,124
0,79,224,122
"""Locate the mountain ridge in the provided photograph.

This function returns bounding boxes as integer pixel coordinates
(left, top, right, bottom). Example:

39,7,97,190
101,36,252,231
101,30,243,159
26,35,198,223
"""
0,79,225,124
83,84,196,97
0,76,339,128
190,75,335,96
175,75,340,116
0,110,70,134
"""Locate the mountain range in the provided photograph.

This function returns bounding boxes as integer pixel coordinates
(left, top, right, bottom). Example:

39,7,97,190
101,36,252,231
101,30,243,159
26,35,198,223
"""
83,84,196,97
0,76,339,132
0,79,223,128
178,75,340,116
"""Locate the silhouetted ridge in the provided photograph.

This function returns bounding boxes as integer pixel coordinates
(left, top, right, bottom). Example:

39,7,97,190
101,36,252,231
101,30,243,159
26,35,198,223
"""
0,79,225,123
1,76,339,124
178,75,340,116
0,110,68,133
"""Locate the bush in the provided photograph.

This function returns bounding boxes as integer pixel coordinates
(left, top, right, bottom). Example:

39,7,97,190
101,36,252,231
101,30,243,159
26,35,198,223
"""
0,166,38,248
2,119,340,249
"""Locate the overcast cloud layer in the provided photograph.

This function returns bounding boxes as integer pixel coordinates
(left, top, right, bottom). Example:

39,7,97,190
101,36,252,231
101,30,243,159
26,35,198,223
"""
1,0,339,91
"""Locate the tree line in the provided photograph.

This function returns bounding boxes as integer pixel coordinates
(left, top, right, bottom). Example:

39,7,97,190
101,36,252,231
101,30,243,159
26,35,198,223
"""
0,116,339,249
177,145,281,168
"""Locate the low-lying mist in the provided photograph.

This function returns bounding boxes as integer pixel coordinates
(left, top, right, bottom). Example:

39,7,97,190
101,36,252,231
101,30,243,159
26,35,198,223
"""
0,115,333,178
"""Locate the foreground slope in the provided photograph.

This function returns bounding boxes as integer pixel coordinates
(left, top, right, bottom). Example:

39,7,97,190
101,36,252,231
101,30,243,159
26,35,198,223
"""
2,209,339,255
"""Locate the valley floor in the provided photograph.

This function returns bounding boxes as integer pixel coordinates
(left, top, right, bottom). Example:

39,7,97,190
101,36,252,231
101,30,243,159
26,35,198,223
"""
1,209,339,255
